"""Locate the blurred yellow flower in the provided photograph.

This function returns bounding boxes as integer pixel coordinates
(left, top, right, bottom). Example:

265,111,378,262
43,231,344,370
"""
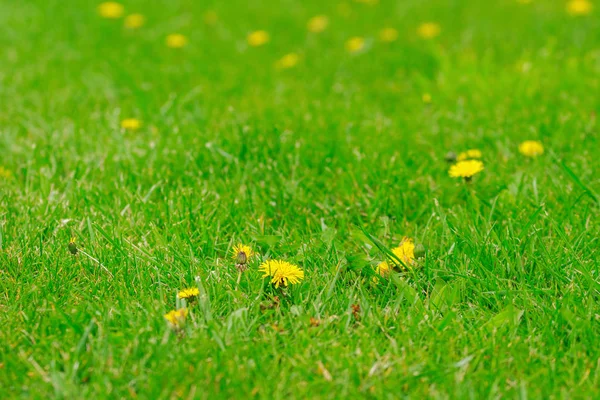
375,261,392,277
0,167,12,179
276,53,300,69
417,22,441,39
519,140,544,157
457,149,482,161
392,237,415,267
203,10,218,25
449,160,484,179
259,260,304,288
566,0,593,15
345,37,365,53
247,30,270,47
121,118,141,130
98,2,124,19
124,13,145,29
166,34,188,48
379,27,398,42
164,308,188,329
422,93,432,103
177,288,200,300
307,15,329,33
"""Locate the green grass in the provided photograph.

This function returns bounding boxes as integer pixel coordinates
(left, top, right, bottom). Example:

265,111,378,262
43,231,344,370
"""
1,0,599,398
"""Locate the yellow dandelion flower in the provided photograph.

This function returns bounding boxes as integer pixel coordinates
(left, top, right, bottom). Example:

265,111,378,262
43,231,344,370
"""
97,2,124,19
375,261,392,277
259,260,304,288
345,37,365,54
566,0,593,15
0,166,12,179
232,244,255,264
177,287,199,300
391,237,415,266
449,160,485,179
275,53,300,69
247,30,270,47
379,28,398,43
457,149,483,161
124,13,145,29
164,308,188,329
417,22,441,39
203,11,218,25
166,33,188,48
518,140,544,157
120,118,141,130
422,93,432,104
307,15,329,33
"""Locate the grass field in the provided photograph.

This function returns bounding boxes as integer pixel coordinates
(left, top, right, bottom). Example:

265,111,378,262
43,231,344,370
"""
1,0,599,398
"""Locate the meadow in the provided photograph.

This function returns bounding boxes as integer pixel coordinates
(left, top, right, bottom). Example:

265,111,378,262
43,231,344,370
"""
1,0,599,398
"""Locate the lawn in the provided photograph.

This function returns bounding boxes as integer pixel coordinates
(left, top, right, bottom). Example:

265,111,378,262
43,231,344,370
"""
1,0,599,398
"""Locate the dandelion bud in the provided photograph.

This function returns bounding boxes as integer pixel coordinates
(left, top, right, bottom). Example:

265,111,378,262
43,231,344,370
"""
68,237,78,255
414,243,426,259
445,151,457,163
236,251,247,265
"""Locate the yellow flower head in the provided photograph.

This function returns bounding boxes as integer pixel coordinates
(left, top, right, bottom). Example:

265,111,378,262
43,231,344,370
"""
375,261,392,277
275,53,300,69
457,149,483,161
98,2,124,19
259,260,304,288
391,237,415,266
567,0,593,16
247,30,270,47
124,13,145,29
177,287,199,300
307,15,329,33
417,22,441,39
166,34,188,48
449,160,484,179
164,308,188,329
232,244,255,264
121,118,141,130
518,140,544,157
0,166,12,179
345,37,365,54
379,28,398,42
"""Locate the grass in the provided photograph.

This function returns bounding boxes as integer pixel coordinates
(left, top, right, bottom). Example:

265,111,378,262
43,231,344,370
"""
1,0,599,398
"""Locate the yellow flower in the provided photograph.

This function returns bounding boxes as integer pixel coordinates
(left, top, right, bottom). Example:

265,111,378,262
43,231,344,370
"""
275,53,300,69
518,140,544,157
164,308,188,329
166,34,188,48
417,22,441,39
449,160,485,179
97,2,124,19
177,288,199,300
124,13,145,29
345,37,365,54
0,166,12,179
457,149,483,161
379,28,398,43
391,237,415,266
203,11,218,25
566,0,593,15
121,118,141,130
422,93,432,104
307,15,329,33
247,30,270,47
375,261,392,277
259,260,304,288
232,244,255,263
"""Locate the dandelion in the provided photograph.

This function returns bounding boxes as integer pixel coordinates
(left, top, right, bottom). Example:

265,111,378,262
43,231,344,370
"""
417,22,441,39
121,118,141,130
233,243,255,272
449,160,484,181
259,260,304,288
422,93,432,104
392,237,415,266
177,288,199,301
345,37,365,54
0,167,12,179
247,30,269,47
275,53,300,69
375,261,392,277
68,237,78,255
97,2,124,19
307,15,329,33
457,149,482,161
166,34,188,48
124,13,145,29
566,0,593,16
444,151,457,163
519,140,544,157
379,28,398,43
164,308,188,329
